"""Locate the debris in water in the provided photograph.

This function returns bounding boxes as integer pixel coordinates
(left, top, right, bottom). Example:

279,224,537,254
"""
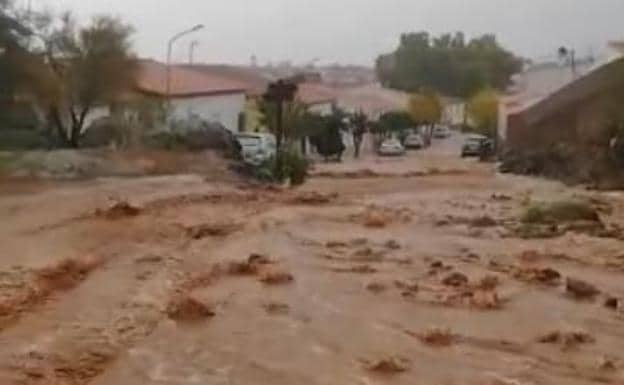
227,261,260,276
470,290,501,309
288,191,337,205
227,254,274,276
350,237,368,246
258,269,294,285
384,239,401,250
566,277,600,299
366,281,387,293
186,222,242,239
393,280,419,293
604,296,619,310
247,253,273,265
354,205,413,228
475,275,500,290
469,216,498,227
166,295,215,322
537,329,595,349
263,302,290,315
351,247,385,262
442,272,469,287
362,356,410,373
491,193,512,201
326,240,348,248
412,327,455,346
35,256,102,292
330,264,377,274
95,201,141,220
514,266,561,285
597,356,617,371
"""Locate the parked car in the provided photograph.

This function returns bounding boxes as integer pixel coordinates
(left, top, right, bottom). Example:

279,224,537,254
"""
461,134,492,157
236,133,276,165
404,133,425,149
378,138,406,156
433,125,451,138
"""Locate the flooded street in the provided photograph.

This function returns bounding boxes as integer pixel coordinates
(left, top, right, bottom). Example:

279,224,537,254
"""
1,136,624,385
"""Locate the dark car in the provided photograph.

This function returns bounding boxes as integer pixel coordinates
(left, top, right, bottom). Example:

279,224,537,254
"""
461,134,492,157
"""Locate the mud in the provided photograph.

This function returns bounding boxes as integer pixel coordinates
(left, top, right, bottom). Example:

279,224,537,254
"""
2,139,624,384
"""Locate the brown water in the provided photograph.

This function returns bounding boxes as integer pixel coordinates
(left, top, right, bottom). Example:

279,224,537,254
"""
1,140,624,385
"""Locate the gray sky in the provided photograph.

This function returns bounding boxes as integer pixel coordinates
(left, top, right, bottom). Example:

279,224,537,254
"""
36,0,624,66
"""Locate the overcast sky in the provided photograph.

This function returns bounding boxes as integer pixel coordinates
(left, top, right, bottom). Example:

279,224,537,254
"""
34,0,624,66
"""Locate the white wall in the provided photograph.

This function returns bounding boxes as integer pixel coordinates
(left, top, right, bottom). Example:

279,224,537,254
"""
443,102,465,126
307,102,333,116
171,92,246,133
83,106,110,129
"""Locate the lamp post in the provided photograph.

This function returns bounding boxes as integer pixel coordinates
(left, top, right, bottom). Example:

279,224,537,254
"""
166,24,204,103
263,79,298,180
558,46,577,78
188,40,199,64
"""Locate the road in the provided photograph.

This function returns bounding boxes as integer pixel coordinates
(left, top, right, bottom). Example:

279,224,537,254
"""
1,136,624,384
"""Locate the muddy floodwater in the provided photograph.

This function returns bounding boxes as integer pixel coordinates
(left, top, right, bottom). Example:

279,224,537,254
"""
1,137,624,385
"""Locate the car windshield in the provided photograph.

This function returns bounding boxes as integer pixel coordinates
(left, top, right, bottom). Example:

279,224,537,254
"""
237,136,262,147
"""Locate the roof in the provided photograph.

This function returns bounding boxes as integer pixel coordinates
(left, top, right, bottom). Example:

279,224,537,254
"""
136,60,247,97
181,64,269,96
296,82,336,106
334,83,408,116
511,56,624,125
178,64,338,106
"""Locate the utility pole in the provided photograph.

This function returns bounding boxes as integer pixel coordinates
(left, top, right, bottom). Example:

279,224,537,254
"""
188,40,199,64
558,46,577,78
263,79,298,180
166,24,204,105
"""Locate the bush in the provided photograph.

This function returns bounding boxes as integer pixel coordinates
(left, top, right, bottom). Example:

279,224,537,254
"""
249,149,310,186
521,200,599,224
0,129,51,150
81,118,118,148
283,150,309,186
144,122,241,159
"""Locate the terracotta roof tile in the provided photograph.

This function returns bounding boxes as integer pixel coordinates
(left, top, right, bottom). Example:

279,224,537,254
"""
136,60,246,97
297,83,336,105
181,64,269,96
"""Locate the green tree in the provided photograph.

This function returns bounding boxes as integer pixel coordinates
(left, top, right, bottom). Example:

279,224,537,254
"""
309,110,346,161
376,31,522,98
408,90,442,144
467,88,499,138
0,1,33,118
34,14,138,147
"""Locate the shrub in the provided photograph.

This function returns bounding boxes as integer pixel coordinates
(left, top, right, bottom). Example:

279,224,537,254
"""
249,149,310,186
282,150,309,186
521,200,599,224
0,129,50,150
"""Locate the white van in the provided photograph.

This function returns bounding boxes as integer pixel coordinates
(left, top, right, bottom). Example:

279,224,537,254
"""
236,133,276,165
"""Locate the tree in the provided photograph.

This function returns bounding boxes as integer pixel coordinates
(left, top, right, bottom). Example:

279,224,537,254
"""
408,90,442,145
467,88,499,139
0,1,33,115
35,14,138,147
310,110,346,162
376,31,522,98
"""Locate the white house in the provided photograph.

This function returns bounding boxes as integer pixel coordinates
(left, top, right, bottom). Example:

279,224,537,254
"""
136,60,247,132
440,96,466,128
296,82,335,116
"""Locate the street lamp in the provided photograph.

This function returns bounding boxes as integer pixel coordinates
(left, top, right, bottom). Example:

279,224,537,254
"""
166,24,204,102
558,46,577,78
188,40,199,65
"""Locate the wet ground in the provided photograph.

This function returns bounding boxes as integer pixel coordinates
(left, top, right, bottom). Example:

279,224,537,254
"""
1,135,624,385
